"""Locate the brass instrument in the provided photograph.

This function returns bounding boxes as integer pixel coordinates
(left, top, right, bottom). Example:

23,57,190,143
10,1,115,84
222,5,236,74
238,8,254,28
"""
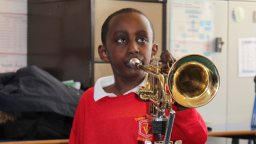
129,54,220,144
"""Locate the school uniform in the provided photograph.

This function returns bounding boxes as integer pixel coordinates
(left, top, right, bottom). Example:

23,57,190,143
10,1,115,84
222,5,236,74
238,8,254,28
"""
69,76,208,144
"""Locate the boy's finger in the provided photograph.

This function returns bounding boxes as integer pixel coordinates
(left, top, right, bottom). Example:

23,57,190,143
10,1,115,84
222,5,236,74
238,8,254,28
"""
160,50,176,67
176,103,189,111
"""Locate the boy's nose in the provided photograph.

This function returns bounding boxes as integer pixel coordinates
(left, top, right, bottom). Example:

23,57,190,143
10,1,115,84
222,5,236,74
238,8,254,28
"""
127,42,139,54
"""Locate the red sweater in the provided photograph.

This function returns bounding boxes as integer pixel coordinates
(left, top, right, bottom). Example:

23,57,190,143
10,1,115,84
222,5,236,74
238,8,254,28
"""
69,87,207,144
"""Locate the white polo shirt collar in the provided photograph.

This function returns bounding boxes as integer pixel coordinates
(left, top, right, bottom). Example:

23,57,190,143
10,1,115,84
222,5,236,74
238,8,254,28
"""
94,75,147,101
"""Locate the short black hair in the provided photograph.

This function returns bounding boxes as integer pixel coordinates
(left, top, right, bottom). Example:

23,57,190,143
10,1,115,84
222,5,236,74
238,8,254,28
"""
101,8,155,46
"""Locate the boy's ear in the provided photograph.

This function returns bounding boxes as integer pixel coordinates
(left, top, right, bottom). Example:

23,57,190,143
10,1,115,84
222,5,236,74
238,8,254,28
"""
151,44,159,59
98,45,110,63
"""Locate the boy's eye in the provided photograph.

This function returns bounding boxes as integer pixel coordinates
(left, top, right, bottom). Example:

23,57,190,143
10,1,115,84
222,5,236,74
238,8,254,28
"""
138,38,147,43
117,38,126,43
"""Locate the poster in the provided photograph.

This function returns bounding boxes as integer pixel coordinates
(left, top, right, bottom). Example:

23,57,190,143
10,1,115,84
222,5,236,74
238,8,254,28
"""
0,54,26,73
170,1,215,60
238,38,256,77
0,0,27,73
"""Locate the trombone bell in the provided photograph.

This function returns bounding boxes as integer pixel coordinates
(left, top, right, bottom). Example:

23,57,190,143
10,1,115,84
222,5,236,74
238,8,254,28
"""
168,54,220,108
174,62,209,98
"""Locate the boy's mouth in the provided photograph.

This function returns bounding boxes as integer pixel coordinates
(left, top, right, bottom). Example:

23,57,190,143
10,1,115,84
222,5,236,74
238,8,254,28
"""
125,58,142,68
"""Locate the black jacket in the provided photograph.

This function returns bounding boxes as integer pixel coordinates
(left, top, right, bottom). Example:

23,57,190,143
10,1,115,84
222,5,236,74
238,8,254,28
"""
0,66,84,117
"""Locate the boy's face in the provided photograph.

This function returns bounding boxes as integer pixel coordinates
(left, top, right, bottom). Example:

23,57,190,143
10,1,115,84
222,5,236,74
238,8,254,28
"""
99,12,158,79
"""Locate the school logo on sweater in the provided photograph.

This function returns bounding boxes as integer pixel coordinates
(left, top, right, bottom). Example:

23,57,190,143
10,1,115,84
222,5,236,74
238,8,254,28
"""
135,116,153,141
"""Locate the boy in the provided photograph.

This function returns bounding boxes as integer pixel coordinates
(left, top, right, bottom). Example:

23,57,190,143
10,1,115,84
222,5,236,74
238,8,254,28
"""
69,8,208,144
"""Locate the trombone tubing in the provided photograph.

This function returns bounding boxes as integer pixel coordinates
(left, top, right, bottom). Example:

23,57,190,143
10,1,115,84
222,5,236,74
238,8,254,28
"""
136,64,167,109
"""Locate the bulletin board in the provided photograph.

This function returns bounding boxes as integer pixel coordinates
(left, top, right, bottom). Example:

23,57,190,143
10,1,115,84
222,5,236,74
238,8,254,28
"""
170,0,215,60
0,0,27,73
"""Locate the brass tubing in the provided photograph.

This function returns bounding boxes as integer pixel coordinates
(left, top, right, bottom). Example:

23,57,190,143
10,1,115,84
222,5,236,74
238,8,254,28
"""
154,105,162,112
149,97,161,107
137,65,156,76
137,64,166,109
129,58,168,110
138,92,152,101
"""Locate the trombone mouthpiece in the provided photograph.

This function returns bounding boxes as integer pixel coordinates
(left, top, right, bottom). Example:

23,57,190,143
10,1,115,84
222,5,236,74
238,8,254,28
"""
129,58,142,68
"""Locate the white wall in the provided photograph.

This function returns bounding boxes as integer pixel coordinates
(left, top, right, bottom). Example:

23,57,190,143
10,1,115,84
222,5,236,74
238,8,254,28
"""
168,0,228,124
226,1,256,144
167,1,256,144
227,0,256,126
196,0,228,126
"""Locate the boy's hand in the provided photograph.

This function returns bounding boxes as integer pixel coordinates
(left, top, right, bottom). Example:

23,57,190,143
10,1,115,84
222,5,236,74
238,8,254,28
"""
176,103,189,111
160,50,189,111
160,50,176,68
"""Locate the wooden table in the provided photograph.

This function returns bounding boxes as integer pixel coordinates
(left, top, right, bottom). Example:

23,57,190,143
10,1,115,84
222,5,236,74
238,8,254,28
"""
2,124,255,144
0,139,69,144
208,124,256,144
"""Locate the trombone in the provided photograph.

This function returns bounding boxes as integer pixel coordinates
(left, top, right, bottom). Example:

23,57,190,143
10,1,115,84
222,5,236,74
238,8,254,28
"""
129,54,220,144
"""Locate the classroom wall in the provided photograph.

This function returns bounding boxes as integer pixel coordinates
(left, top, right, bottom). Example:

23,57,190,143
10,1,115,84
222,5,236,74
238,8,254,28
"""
167,0,228,143
226,1,256,144
167,0,228,124
168,1,256,144
227,0,255,126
